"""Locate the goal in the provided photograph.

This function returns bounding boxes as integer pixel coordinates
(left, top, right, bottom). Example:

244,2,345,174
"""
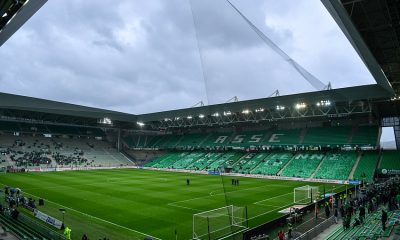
293,185,319,204
193,205,247,240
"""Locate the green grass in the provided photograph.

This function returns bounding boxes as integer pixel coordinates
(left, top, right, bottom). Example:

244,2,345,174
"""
0,169,345,240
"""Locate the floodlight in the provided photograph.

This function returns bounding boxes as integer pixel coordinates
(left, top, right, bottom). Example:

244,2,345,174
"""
174,117,180,120
187,116,193,119
199,114,205,119
295,103,307,109
99,117,112,125
242,109,250,114
212,112,219,117
255,108,264,112
137,122,145,127
316,100,331,107
276,105,285,111
223,111,232,116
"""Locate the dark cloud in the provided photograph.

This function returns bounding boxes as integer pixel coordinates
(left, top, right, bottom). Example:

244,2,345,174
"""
0,0,375,114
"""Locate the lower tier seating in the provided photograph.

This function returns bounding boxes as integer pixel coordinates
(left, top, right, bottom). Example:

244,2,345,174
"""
327,209,400,240
352,151,379,182
280,152,324,178
314,152,357,180
250,152,294,175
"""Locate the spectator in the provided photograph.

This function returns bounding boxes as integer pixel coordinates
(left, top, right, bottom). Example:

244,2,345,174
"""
277,230,285,240
381,209,388,231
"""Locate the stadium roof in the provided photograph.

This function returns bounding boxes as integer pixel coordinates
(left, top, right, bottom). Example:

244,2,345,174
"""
0,0,47,46
0,0,398,128
0,92,137,126
324,0,400,95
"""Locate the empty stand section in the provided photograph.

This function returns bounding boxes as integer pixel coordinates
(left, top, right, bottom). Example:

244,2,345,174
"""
350,126,379,145
302,127,351,145
352,151,379,182
380,150,400,170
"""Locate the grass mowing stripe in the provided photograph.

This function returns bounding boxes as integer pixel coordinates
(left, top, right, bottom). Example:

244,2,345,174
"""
0,169,344,240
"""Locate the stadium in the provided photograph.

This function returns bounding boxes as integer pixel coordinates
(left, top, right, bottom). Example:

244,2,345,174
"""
0,0,400,239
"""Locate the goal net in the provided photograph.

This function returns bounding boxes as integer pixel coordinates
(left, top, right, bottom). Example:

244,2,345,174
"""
294,185,319,204
193,205,247,240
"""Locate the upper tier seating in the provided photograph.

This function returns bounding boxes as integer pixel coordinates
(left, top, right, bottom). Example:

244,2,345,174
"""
351,126,379,145
380,150,400,170
251,152,294,175
123,125,379,149
353,151,379,182
302,127,351,145
314,151,357,180
0,121,105,136
280,152,324,178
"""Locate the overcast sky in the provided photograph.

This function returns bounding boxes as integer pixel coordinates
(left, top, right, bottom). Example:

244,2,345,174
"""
0,0,376,114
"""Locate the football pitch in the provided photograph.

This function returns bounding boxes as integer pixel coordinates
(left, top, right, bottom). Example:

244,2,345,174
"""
0,169,346,239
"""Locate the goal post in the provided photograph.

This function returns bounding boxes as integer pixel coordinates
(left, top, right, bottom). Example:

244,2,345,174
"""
193,205,247,240
294,185,320,204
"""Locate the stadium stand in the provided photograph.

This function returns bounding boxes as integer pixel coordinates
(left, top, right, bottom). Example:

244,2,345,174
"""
177,133,209,149
265,129,301,146
280,152,325,178
123,125,380,150
170,152,205,169
0,121,105,137
0,134,132,168
207,152,244,171
231,153,257,173
352,151,379,182
350,126,379,146
147,152,188,168
380,150,400,170
0,210,56,240
250,152,294,175
235,152,269,173
187,152,223,170
302,126,351,145
326,208,400,240
314,151,357,180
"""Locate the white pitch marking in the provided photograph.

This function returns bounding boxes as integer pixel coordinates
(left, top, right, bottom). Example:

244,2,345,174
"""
0,183,162,240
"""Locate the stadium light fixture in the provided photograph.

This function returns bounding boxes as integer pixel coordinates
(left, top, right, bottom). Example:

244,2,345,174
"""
137,122,145,127
212,112,219,117
242,109,251,114
295,102,307,110
99,117,112,125
199,114,205,119
223,111,232,116
255,108,264,113
174,117,180,120
316,100,331,107
2,13,7,18
164,118,172,121
187,115,193,119
276,105,285,111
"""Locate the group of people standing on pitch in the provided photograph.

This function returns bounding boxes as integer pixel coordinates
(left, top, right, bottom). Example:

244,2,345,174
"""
231,178,240,186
